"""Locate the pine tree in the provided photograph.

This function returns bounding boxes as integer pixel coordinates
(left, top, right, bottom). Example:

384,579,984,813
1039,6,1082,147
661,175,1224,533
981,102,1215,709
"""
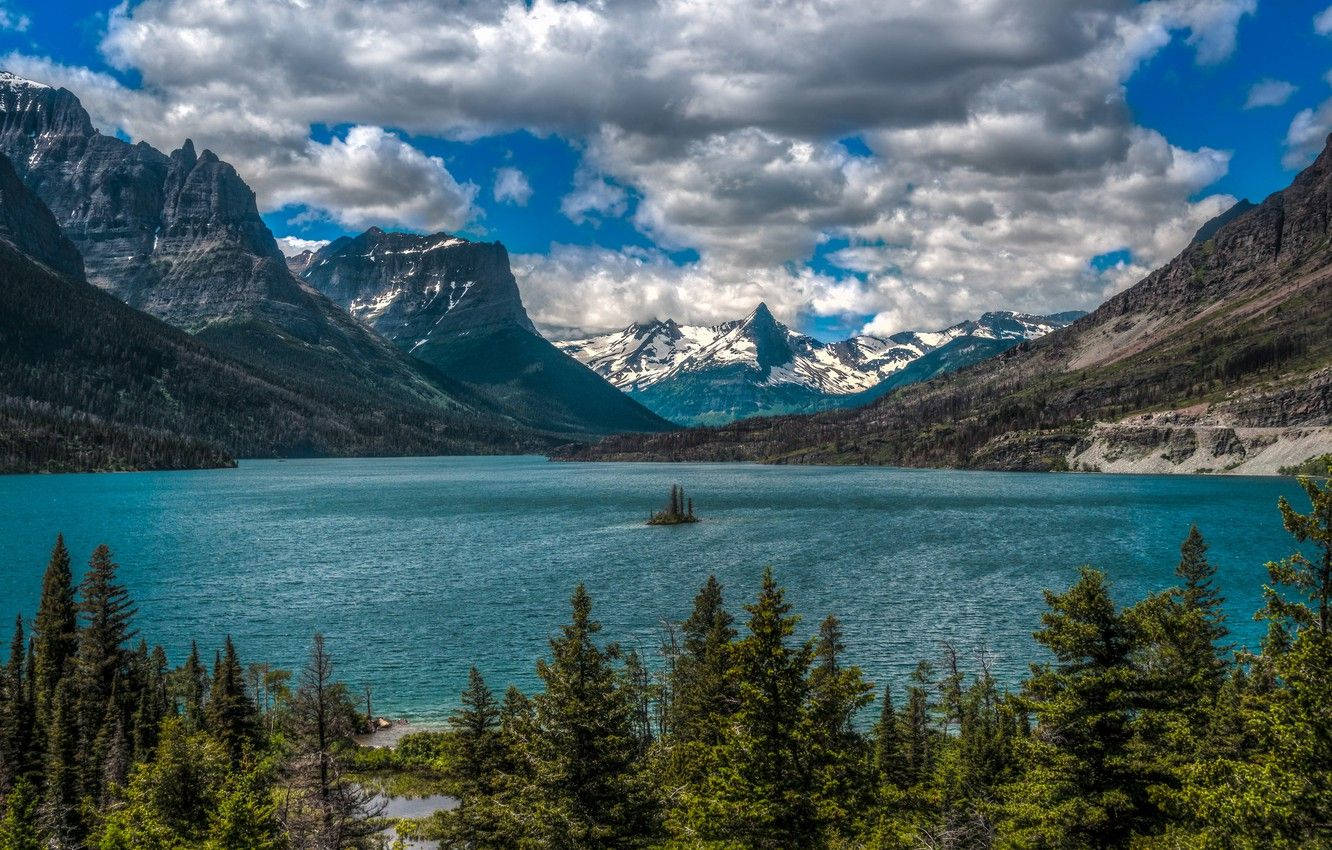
873,683,904,789
705,567,816,847
42,676,81,848
32,535,76,726
133,644,169,758
75,544,137,756
0,615,35,791
1171,526,1231,702
1260,464,1332,637
206,636,257,764
529,583,650,846
668,575,736,747
901,661,934,786
0,778,40,850
807,614,874,840
1005,567,1150,847
446,667,503,845
180,641,208,730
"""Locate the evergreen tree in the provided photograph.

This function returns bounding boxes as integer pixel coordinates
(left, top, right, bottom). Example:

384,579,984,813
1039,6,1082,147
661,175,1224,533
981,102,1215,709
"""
133,644,169,758
901,661,934,786
1260,463,1332,637
180,641,207,730
32,535,76,726
527,583,650,846
668,574,736,748
75,544,137,752
445,667,503,845
807,614,874,840
0,615,35,791
41,676,81,848
206,636,257,764
704,567,816,847
1005,567,1151,847
873,683,904,789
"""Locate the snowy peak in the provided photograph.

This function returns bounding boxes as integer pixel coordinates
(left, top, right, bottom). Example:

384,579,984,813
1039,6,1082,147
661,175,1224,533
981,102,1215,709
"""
298,228,536,342
558,307,1084,397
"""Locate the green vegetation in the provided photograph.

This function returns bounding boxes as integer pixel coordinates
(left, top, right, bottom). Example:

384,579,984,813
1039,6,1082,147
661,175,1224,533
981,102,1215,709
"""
648,484,699,525
1280,453,1332,477
2,463,1330,847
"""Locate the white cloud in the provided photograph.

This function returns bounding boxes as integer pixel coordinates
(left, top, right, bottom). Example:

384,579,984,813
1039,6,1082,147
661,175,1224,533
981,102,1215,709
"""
493,166,532,205
275,236,329,257
560,169,628,224
1284,100,1332,169
257,126,479,233
1244,79,1297,109
1315,5,1332,35
0,3,28,31
3,0,1259,334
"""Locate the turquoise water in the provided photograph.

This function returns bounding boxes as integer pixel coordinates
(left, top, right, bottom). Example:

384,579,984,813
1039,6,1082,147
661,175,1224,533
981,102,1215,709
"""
0,457,1308,722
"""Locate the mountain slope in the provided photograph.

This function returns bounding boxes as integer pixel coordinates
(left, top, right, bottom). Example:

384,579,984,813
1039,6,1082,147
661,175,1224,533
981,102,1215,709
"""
0,153,537,473
0,71,540,454
558,305,1081,424
298,228,673,435
559,137,1332,474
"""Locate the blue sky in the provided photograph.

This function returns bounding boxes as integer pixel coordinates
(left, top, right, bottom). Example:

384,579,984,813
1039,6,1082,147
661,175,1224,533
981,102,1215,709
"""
1,0,1330,339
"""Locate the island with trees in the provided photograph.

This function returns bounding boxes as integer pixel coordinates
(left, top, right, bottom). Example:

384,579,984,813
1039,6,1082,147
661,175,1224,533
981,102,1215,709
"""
648,483,698,525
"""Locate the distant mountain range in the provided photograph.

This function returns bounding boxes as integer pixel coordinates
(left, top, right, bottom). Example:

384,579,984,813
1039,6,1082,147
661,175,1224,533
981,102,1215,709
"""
294,228,671,436
558,305,1082,424
558,136,1332,474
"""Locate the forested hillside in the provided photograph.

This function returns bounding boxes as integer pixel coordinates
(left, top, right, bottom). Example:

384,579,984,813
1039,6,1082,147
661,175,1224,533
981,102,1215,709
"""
1,467,1328,846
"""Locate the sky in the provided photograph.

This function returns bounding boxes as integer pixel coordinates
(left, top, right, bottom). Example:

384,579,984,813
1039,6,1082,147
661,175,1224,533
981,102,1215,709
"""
1,0,1330,340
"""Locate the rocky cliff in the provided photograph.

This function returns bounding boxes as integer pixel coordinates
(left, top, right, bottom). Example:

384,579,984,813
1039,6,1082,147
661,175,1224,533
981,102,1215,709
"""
298,228,672,436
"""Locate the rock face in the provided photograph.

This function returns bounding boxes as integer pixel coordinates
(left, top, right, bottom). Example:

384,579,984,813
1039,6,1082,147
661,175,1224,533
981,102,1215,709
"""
0,72,549,457
298,229,672,435
558,304,1081,425
559,136,1332,473
0,152,538,472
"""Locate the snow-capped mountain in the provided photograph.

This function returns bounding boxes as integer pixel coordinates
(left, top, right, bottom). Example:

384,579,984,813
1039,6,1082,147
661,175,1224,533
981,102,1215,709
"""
557,305,1083,425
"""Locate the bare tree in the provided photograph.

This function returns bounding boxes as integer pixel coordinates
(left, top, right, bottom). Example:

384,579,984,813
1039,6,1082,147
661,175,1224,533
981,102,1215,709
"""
278,633,384,849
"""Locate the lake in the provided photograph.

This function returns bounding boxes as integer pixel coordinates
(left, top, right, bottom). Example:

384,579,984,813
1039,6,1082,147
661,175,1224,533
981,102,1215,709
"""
0,457,1308,722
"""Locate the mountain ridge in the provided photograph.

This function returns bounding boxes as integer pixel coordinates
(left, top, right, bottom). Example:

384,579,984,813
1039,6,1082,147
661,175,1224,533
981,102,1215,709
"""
558,306,1082,425
556,135,1332,473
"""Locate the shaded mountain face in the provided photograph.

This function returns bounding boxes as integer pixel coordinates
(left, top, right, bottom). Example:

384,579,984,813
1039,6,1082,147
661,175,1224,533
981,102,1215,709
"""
297,229,672,435
558,304,1081,425
559,136,1332,474
0,72,554,458
0,152,538,473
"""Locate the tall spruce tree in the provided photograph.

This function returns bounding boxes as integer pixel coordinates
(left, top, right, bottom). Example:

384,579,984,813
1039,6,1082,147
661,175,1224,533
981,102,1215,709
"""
42,676,81,848
446,667,503,845
704,567,816,847
668,575,736,747
529,583,650,846
807,614,874,841
180,641,207,730
1006,567,1151,847
32,535,76,726
75,544,137,758
873,683,904,789
207,636,257,764
1,616,34,791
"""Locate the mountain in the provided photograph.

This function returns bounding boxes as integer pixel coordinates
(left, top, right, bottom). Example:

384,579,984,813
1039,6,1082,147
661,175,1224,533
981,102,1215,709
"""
557,304,1081,425
296,228,672,435
0,152,540,473
558,136,1332,474
0,71,546,457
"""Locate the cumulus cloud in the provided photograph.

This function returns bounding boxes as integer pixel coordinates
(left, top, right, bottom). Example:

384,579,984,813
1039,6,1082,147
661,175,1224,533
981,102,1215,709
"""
1316,5,1332,35
1284,99,1332,169
493,166,532,205
560,169,628,225
2,0,1259,334
1244,79,1297,109
275,236,329,258
258,126,479,233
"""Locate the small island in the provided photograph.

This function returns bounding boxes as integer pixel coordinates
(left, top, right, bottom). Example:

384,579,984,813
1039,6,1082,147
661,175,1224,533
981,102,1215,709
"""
648,483,699,525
